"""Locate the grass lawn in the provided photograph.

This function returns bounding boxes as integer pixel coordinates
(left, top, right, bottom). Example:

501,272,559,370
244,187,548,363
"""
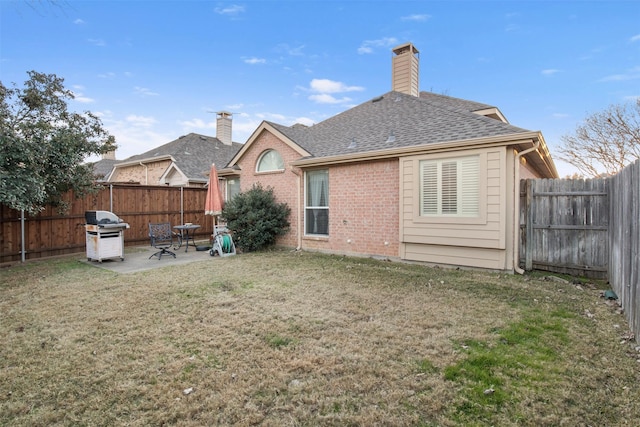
1,250,639,426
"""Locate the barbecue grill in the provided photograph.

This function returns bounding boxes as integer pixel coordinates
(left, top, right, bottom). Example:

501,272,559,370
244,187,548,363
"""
85,210,129,262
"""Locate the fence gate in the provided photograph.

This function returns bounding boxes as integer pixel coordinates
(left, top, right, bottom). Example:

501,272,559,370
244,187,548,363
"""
520,178,609,279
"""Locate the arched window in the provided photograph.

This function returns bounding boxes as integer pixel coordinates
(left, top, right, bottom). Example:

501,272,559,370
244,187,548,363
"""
256,149,285,172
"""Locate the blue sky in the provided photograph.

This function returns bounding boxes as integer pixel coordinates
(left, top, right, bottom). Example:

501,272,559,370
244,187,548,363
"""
1,1,639,177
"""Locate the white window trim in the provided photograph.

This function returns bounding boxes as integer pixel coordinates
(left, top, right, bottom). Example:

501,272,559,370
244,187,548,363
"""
256,149,285,173
420,155,480,218
412,152,487,225
304,169,329,236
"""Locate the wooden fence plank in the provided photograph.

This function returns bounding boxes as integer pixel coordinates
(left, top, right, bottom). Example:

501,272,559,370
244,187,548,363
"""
609,160,640,339
0,184,213,263
520,177,609,279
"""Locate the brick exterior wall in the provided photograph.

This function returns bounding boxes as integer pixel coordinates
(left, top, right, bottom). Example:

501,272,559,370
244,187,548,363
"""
238,131,399,257
235,129,400,258
303,160,399,258
234,130,302,248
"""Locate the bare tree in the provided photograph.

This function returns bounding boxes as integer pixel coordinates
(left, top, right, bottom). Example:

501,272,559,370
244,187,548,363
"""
558,99,640,177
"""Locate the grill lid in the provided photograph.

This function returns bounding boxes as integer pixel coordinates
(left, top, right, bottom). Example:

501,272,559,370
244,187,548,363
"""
85,210,124,225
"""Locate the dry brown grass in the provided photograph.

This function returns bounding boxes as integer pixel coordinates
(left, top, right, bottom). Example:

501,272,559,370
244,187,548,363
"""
1,250,639,426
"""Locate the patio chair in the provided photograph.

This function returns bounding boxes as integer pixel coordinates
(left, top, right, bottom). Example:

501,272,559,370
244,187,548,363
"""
148,222,179,260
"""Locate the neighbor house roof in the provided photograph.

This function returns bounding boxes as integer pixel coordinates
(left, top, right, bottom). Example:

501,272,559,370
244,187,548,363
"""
114,133,243,183
91,158,118,181
265,91,532,159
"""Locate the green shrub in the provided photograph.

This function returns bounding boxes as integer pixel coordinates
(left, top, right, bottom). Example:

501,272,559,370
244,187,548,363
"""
221,184,290,252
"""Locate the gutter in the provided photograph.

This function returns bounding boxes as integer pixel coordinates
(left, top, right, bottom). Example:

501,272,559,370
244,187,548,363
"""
291,132,542,168
513,139,540,274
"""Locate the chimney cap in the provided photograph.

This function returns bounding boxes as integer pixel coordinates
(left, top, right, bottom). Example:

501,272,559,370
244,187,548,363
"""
392,42,419,55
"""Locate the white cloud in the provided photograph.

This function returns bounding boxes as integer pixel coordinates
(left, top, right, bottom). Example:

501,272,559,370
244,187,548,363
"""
96,111,168,160
214,4,245,15
552,113,570,119
357,37,398,54
630,34,640,42
542,69,560,76
244,57,266,65
309,94,352,104
232,118,262,141
126,115,157,127
309,78,364,94
401,14,431,22
70,86,94,103
88,38,106,47
275,43,305,56
505,24,519,33
599,66,640,82
133,86,159,97
98,72,116,79
179,118,215,130
222,104,244,111
74,18,85,25
255,112,286,121
74,94,94,104
293,116,315,126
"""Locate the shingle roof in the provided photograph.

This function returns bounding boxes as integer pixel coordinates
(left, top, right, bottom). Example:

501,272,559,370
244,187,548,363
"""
418,91,496,113
268,91,530,159
121,133,243,181
90,158,118,181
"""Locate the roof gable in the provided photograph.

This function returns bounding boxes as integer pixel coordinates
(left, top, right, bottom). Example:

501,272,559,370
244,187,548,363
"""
226,122,311,169
118,133,243,181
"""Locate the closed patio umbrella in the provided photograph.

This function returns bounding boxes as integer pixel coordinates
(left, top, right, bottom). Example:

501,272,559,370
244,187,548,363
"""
205,163,223,227
205,164,236,257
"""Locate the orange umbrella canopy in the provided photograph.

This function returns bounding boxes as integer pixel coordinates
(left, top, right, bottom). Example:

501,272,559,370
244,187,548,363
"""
205,164,223,216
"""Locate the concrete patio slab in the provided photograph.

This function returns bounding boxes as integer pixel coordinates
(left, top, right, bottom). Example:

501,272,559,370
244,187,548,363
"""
81,242,220,274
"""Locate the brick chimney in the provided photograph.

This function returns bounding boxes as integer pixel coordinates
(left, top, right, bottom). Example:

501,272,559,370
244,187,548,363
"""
216,111,233,145
102,150,116,160
392,43,419,97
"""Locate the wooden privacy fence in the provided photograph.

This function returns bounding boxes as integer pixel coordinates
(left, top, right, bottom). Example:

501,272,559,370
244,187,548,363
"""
519,178,609,279
0,184,213,264
521,159,640,340
608,160,640,340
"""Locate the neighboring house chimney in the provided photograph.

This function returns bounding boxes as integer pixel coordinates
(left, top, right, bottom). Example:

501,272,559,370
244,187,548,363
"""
216,111,233,145
392,42,419,97
102,150,116,160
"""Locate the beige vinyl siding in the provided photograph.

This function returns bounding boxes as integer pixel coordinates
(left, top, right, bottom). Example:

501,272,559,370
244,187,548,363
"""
402,242,506,270
399,147,509,268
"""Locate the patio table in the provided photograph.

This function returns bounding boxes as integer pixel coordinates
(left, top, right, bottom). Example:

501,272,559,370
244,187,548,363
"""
173,224,200,252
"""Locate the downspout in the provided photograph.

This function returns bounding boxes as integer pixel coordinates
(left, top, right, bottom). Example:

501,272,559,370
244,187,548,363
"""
290,166,302,251
513,140,540,274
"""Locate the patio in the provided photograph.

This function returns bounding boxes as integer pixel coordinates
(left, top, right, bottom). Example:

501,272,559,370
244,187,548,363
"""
81,241,220,274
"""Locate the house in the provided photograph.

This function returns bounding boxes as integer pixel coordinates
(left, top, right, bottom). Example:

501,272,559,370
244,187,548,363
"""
91,149,119,181
104,112,242,187
220,42,558,272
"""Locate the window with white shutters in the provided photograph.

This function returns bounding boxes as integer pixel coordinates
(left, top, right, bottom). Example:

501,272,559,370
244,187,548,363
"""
420,156,480,217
